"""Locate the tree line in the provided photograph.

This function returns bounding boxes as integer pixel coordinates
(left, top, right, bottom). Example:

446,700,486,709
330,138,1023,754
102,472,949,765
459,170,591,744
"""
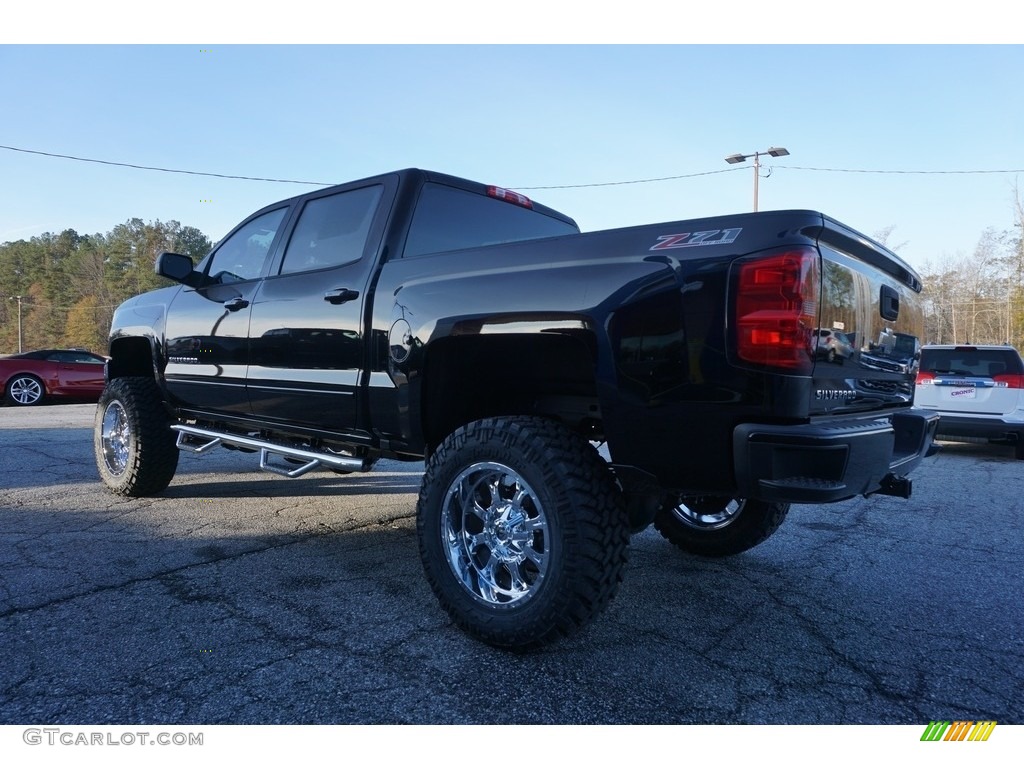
0,220,211,354
916,216,1024,349
1,208,1022,357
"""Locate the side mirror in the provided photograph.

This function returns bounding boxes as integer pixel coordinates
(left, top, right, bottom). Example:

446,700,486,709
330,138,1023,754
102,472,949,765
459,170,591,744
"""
156,252,202,287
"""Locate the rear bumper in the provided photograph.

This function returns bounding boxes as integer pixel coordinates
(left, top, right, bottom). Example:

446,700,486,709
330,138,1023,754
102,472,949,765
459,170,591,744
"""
932,413,1024,443
733,408,939,503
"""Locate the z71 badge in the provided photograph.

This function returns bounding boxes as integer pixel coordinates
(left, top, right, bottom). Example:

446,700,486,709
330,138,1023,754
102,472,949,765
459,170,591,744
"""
650,228,742,251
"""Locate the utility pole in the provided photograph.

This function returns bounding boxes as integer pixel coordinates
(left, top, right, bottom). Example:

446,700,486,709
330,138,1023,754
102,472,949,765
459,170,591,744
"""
9,295,24,353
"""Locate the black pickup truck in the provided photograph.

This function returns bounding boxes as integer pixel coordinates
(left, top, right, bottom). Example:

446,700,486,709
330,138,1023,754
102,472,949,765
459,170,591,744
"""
94,168,938,649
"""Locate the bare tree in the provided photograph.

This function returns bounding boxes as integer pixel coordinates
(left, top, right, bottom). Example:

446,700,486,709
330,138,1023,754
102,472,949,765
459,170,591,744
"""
873,224,910,254
919,224,1022,348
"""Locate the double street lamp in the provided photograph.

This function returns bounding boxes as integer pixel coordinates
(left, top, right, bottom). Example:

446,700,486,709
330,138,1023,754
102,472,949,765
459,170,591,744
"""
725,146,790,212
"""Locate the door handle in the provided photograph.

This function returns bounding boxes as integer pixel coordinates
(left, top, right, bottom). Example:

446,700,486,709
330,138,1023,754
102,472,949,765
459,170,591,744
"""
324,288,359,305
223,297,249,312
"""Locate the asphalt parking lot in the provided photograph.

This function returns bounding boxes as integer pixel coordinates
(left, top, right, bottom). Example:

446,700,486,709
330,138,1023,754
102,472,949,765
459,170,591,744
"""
1,403,1021,725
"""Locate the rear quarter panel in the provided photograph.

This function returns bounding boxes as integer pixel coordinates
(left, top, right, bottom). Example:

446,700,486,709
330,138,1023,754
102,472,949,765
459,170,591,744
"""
374,212,828,491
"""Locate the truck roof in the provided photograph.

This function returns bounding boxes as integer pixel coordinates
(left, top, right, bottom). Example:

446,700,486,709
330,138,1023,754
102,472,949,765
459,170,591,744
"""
244,168,579,231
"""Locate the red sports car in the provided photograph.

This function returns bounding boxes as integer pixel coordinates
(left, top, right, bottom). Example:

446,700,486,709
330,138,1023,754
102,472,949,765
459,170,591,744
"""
0,349,107,406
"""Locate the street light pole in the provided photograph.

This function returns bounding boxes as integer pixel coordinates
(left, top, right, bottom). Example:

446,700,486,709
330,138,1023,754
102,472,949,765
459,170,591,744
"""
753,153,761,212
725,147,790,212
9,295,23,353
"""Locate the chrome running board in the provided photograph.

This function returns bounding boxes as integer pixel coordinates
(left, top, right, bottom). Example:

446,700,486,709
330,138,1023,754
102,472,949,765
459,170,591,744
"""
171,423,370,478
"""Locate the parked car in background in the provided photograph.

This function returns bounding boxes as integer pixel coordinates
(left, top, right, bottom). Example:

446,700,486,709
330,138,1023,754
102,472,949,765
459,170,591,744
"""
914,344,1024,459
0,349,107,406
813,328,855,362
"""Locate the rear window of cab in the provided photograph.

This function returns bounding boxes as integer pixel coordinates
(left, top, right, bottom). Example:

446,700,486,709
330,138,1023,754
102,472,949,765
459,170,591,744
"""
404,183,578,258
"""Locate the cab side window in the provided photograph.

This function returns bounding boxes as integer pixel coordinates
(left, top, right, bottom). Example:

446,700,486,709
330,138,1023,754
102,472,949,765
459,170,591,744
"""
205,207,288,284
278,185,383,275
47,351,104,364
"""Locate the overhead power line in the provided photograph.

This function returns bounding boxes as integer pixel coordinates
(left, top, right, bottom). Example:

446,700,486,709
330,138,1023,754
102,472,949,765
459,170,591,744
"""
2,143,1023,190
778,164,1024,176
0,144,333,186
514,168,742,190
518,164,1024,189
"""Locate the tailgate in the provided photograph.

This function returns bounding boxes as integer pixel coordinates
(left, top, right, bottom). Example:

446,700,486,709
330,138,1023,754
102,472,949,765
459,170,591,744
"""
917,376,1018,414
808,221,924,416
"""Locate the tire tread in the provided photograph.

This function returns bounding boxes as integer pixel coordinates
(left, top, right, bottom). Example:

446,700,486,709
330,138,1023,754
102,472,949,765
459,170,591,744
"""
417,416,629,650
95,377,179,497
654,498,789,557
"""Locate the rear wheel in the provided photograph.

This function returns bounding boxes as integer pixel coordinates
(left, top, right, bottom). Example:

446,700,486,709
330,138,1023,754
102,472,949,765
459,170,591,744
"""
1015,435,1024,461
417,416,630,650
6,374,44,406
95,377,179,496
654,496,789,557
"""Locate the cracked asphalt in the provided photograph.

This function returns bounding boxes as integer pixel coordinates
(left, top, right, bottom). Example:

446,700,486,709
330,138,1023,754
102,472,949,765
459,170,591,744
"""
1,403,1021,724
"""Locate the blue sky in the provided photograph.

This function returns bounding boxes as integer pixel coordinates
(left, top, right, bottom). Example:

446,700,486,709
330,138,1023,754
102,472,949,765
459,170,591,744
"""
1,41,1022,272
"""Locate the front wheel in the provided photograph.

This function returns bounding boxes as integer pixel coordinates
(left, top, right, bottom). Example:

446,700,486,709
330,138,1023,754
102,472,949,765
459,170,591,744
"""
654,496,789,557
94,377,179,496
417,416,630,650
6,374,45,406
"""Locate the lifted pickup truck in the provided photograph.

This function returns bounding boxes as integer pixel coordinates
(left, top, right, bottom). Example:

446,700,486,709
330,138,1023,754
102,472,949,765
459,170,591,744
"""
94,168,938,649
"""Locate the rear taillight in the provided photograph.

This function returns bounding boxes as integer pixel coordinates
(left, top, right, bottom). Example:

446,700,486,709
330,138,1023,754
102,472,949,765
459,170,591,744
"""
735,248,819,371
994,373,1024,389
916,371,935,385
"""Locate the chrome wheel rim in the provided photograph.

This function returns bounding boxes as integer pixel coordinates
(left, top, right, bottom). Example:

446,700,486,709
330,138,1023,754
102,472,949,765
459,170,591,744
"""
10,377,42,404
441,461,549,606
672,497,745,530
100,400,131,475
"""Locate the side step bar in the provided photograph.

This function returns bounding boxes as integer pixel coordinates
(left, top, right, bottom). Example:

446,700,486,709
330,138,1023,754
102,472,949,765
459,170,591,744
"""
171,424,371,478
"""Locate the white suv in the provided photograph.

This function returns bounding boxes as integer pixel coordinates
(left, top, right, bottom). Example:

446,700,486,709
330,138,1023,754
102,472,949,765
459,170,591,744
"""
914,344,1024,460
